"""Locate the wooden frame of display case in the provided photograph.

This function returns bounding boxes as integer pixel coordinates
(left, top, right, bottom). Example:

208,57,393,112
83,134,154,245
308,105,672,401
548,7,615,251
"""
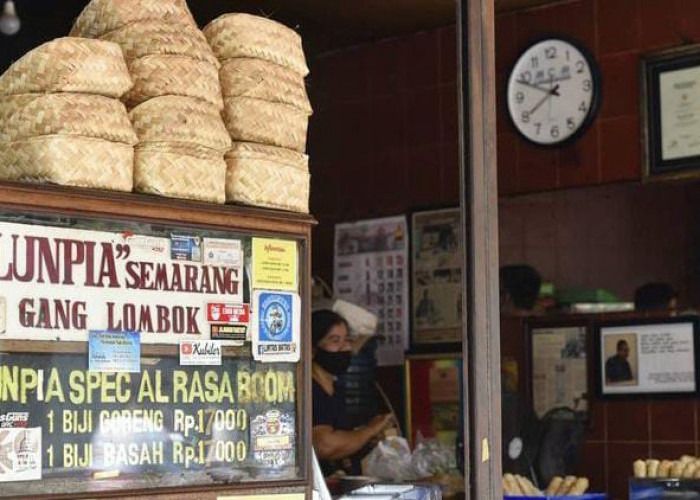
0,181,315,500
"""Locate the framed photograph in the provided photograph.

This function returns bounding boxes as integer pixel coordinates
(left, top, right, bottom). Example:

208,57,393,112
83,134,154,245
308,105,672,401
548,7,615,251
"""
528,321,589,417
595,317,700,399
410,208,463,350
642,44,700,179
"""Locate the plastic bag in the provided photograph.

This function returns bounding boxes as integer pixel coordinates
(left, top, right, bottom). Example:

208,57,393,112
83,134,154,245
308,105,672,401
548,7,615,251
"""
362,437,416,481
411,438,457,477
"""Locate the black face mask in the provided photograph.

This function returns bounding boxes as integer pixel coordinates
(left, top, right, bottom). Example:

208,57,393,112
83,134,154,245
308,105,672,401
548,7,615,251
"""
315,349,352,376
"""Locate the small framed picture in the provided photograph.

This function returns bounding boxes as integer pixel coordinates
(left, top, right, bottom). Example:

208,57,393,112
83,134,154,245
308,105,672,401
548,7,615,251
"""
595,317,700,399
642,44,700,179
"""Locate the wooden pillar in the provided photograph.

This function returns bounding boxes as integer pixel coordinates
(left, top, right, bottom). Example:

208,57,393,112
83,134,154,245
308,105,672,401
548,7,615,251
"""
458,0,502,498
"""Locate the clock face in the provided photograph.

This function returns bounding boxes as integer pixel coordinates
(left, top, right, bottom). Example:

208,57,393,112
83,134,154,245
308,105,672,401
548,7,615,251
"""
507,39,599,146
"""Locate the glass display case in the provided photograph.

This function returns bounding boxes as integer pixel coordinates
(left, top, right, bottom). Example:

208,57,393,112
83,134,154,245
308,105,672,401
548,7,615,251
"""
0,183,314,499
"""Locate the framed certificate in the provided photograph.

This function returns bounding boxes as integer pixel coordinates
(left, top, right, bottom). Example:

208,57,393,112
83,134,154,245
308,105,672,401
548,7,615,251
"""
642,45,700,179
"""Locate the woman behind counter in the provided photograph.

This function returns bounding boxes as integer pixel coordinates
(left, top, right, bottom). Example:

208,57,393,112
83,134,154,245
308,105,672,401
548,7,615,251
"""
311,309,393,476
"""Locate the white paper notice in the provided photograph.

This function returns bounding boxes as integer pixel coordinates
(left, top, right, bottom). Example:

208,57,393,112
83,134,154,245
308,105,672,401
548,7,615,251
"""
601,322,696,395
660,66,700,161
0,428,41,482
202,238,243,268
334,216,409,366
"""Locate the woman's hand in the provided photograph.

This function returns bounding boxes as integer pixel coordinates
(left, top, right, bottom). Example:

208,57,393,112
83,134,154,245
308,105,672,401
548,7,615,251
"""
368,413,394,436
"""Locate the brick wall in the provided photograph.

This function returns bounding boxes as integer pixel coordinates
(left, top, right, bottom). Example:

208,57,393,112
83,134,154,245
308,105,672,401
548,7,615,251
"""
496,0,700,195
307,2,700,498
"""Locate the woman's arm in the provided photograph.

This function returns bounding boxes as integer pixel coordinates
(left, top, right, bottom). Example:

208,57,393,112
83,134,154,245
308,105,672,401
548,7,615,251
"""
313,414,392,461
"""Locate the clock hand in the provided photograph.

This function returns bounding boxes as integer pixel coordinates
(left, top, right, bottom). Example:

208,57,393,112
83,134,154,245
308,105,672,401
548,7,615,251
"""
528,84,560,115
515,79,550,94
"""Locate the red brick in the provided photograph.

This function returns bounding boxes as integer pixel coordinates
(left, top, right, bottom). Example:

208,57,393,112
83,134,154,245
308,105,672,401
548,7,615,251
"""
402,31,440,90
368,38,403,97
650,442,696,460
676,0,700,41
607,443,649,500
600,116,642,182
576,442,607,494
440,84,459,144
404,88,441,146
370,148,408,215
408,144,442,207
558,122,600,188
439,25,457,83
496,14,518,76
546,0,597,53
607,399,649,441
370,96,405,152
640,0,681,48
441,141,461,204
516,143,559,193
600,52,640,119
497,131,518,196
598,0,641,55
650,400,696,441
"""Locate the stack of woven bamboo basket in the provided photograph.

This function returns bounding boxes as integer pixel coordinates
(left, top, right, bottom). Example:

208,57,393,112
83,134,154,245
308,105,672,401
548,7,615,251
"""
0,38,136,190
204,14,312,213
71,0,231,203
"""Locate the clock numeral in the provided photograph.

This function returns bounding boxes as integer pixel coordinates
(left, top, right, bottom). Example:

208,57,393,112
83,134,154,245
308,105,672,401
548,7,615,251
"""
534,123,542,135
551,125,560,139
520,71,532,83
531,56,539,68
521,111,531,123
548,67,557,78
583,79,592,92
567,118,575,130
515,91,524,104
576,60,585,73
579,101,587,113
565,50,571,62
545,46,557,59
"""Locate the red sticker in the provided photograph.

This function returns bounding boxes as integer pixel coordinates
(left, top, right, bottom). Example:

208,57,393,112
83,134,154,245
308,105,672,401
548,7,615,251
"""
207,303,250,324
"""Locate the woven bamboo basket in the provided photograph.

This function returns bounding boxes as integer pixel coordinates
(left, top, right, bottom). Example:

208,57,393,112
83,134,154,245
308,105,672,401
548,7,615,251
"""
101,21,219,67
0,38,132,98
134,143,226,203
124,55,223,110
0,93,137,144
225,142,309,213
71,0,196,39
129,96,230,153
220,58,311,113
203,14,308,76
0,135,133,191
223,97,309,152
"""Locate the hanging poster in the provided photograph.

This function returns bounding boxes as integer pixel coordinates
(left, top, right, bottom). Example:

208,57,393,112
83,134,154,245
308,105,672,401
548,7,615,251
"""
334,216,409,366
0,221,244,345
251,238,298,291
251,290,301,363
411,208,463,345
0,428,41,482
531,325,588,417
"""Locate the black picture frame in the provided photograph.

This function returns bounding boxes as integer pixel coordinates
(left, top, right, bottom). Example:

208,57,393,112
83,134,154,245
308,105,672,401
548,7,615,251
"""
642,44,700,179
593,316,700,400
407,205,463,355
526,318,591,417
505,35,602,149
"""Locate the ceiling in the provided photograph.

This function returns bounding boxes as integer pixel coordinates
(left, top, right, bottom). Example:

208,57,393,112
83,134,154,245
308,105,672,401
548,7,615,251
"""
0,0,564,70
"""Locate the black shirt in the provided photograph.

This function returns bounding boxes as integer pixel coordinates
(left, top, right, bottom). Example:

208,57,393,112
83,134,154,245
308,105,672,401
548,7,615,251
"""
605,355,633,382
312,379,349,476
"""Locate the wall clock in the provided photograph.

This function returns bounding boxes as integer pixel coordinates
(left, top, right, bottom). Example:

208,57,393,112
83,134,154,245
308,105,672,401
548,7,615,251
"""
507,38,601,147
